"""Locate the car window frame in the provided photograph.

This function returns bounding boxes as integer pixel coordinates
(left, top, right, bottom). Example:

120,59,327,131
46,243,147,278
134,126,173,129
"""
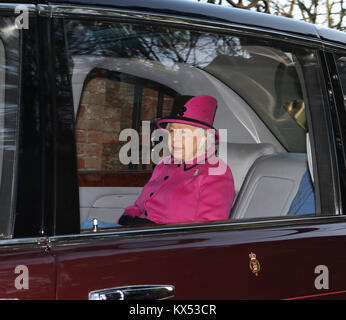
0,4,59,252
42,4,342,241
0,4,37,240
10,4,61,240
322,48,346,218
0,17,20,238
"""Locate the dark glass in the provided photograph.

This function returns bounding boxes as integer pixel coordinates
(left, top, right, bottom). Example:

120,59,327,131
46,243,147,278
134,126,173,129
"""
335,54,346,103
0,17,20,238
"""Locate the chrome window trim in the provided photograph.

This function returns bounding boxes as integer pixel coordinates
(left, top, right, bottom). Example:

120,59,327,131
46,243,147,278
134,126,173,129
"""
0,3,36,13
322,42,346,52
37,4,324,49
0,237,47,249
1,215,344,248
49,215,346,246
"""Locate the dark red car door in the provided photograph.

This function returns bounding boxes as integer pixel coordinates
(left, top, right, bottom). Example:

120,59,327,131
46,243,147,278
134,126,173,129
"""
46,3,346,300
50,217,346,300
0,239,55,300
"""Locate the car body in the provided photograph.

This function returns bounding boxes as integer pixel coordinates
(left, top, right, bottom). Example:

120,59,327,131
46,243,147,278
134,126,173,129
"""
0,0,345,300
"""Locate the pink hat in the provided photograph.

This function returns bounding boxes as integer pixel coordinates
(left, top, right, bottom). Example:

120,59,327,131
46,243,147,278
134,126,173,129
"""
156,95,219,142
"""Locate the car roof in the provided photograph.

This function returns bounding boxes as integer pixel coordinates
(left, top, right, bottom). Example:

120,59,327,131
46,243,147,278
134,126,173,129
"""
28,0,346,46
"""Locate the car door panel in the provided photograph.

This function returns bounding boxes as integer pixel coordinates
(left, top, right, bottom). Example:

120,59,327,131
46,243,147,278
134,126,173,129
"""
52,219,346,300
0,241,55,299
45,4,346,300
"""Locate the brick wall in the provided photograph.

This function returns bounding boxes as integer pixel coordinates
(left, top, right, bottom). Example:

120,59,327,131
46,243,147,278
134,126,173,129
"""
76,76,174,171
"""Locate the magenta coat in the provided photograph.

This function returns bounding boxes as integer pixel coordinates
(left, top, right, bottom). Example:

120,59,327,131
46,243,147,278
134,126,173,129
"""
117,147,235,225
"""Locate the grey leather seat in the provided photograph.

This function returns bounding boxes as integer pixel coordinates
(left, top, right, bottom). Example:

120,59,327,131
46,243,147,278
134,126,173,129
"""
230,153,308,219
217,142,277,198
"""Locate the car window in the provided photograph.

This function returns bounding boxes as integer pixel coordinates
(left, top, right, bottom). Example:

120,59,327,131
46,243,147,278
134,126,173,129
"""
65,21,309,153
0,17,20,238
63,18,321,230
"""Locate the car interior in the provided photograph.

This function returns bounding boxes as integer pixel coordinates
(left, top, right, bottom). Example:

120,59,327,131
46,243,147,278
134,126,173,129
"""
71,49,315,228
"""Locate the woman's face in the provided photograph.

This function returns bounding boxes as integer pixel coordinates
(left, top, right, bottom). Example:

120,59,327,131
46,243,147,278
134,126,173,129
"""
168,122,202,162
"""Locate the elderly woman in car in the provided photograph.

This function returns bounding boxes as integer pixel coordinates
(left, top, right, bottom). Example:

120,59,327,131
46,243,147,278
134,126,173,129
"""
81,95,235,229
117,95,235,226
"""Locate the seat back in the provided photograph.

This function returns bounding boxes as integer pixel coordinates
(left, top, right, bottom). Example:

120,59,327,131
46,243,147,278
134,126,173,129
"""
230,153,308,219
217,142,277,198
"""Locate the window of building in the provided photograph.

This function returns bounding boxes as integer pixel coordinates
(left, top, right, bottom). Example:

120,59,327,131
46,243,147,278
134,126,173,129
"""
75,68,175,173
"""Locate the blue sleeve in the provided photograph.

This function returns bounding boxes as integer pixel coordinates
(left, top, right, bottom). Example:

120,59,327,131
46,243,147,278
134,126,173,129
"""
287,171,315,215
80,219,122,230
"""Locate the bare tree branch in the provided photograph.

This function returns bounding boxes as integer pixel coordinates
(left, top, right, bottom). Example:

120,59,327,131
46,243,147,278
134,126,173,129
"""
197,0,345,31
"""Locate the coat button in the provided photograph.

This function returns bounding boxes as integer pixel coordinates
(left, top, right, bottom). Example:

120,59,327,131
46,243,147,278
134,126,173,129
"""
150,192,154,197
164,176,169,180
144,210,148,216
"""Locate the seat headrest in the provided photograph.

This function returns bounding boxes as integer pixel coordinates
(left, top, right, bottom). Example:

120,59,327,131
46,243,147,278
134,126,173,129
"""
217,142,276,195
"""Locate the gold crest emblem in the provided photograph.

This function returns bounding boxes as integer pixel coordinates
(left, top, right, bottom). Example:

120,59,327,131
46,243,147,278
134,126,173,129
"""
249,252,261,276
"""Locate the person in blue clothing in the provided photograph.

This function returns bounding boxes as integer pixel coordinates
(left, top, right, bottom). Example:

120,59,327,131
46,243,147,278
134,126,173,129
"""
287,170,315,215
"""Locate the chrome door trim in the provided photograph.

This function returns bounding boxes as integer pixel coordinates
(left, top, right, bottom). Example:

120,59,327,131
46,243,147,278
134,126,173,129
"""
0,237,48,250
37,4,324,48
